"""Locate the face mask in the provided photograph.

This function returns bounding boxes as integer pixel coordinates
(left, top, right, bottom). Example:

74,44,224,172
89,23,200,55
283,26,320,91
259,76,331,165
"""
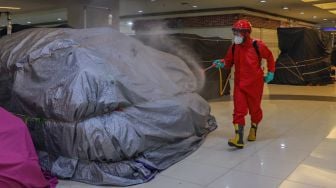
233,35,244,44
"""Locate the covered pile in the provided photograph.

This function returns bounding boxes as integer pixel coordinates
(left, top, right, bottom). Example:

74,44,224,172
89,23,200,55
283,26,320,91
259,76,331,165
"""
272,27,332,85
0,28,216,186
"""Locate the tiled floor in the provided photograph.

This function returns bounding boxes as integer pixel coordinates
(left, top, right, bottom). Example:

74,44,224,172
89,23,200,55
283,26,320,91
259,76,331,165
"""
58,84,336,188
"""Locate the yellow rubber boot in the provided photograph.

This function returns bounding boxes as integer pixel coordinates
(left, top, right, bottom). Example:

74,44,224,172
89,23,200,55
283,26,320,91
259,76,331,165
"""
247,123,258,141
228,124,244,149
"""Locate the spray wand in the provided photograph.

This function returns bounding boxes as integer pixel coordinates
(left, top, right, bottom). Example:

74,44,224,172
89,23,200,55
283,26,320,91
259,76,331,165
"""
203,64,216,72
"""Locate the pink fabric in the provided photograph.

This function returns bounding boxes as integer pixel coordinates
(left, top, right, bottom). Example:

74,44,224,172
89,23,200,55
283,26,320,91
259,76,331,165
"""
0,107,57,188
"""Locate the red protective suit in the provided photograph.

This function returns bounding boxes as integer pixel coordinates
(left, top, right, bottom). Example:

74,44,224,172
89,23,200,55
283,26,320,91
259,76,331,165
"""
223,36,275,126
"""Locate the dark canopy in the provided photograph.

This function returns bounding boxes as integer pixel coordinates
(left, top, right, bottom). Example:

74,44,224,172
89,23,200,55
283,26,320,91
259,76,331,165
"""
272,27,331,85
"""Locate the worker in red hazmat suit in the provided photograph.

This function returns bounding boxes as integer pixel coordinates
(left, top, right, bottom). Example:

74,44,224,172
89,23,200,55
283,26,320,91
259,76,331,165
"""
213,19,275,149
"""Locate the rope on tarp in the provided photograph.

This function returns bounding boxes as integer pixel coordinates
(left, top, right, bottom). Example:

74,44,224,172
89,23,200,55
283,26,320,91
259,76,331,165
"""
15,113,46,126
276,54,331,80
276,56,326,69
277,61,304,81
276,54,304,81
302,66,331,75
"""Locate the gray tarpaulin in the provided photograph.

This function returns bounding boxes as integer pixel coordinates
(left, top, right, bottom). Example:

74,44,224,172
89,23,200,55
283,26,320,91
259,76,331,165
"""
0,28,217,186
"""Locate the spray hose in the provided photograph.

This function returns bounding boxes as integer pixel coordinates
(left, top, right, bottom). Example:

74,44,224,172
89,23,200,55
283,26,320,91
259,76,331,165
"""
219,67,231,96
204,65,231,96
203,64,216,72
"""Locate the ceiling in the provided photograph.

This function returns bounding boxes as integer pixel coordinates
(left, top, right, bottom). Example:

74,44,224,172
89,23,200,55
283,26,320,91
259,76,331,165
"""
120,0,336,27
0,0,59,13
0,0,335,27
0,0,113,12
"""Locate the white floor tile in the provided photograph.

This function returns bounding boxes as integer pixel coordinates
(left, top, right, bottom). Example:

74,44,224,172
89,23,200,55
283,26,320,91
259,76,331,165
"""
254,126,285,142
266,136,322,152
264,84,336,97
58,176,204,188
188,147,254,169
207,170,282,188
131,175,204,188
303,156,336,173
161,161,229,186
202,129,232,149
257,146,310,164
279,180,323,188
303,143,336,171
284,127,329,140
57,180,112,188
287,164,336,187
234,153,300,179
314,139,336,151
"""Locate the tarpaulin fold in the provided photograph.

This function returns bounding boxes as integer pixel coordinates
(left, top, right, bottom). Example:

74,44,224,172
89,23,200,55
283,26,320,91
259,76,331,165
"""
0,28,216,186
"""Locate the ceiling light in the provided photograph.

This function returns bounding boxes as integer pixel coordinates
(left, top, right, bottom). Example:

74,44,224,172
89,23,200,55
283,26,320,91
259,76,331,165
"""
192,5,198,8
313,15,317,19
301,0,319,2
323,18,328,21
57,18,62,21
283,6,289,10
127,21,133,26
138,10,143,13
300,12,304,14
0,6,21,10
27,21,31,24
151,0,156,1
329,10,336,14
313,2,336,9
260,0,267,3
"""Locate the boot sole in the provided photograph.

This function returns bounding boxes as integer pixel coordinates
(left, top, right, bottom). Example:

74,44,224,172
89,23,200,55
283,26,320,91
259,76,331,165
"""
228,141,244,149
247,139,256,142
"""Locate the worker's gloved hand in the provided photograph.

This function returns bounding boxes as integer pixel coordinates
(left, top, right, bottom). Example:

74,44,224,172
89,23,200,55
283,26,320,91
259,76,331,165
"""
264,72,274,83
212,59,225,69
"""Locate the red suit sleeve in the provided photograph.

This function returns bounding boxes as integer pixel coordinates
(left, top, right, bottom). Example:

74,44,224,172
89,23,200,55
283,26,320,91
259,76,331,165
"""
258,41,275,73
223,45,234,69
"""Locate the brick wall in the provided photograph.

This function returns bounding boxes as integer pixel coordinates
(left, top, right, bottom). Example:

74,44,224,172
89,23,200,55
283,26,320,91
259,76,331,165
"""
133,14,283,31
